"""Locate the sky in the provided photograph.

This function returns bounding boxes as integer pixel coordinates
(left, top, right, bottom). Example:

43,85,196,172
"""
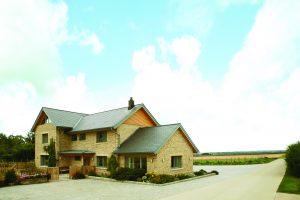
0,0,300,152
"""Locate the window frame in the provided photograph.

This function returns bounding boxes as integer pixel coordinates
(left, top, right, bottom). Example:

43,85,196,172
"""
125,156,147,169
40,155,49,166
74,156,81,161
79,133,86,141
71,134,77,141
96,131,107,143
171,156,182,169
96,156,107,168
42,133,48,144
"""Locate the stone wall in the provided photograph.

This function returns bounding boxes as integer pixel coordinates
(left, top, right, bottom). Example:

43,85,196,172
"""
117,124,140,144
35,123,57,167
155,129,194,175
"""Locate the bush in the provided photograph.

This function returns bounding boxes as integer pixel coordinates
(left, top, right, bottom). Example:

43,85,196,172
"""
286,141,300,177
210,170,219,175
175,174,193,180
107,155,118,174
72,171,85,179
5,169,17,184
88,171,97,176
194,169,208,176
112,168,146,181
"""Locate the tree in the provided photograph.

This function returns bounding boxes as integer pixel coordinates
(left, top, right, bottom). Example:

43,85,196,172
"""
107,155,118,174
286,141,300,177
44,138,56,167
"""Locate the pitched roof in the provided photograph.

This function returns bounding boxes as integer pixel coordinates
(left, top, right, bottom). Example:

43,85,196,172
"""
31,104,159,132
114,124,199,154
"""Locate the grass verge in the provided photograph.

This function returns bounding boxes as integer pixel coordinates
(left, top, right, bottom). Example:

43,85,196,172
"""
193,157,275,165
277,170,300,194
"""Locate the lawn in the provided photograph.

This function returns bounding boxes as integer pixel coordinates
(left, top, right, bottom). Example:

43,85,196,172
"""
277,171,300,194
193,157,276,165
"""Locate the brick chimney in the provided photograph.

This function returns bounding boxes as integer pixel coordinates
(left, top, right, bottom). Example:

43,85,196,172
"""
128,97,134,110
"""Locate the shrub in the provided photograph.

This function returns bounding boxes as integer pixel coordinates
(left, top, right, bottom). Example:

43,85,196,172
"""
72,171,85,179
88,171,97,176
5,169,17,184
112,168,146,181
150,174,175,184
175,174,193,180
107,155,118,174
286,141,300,177
210,170,219,175
194,169,208,176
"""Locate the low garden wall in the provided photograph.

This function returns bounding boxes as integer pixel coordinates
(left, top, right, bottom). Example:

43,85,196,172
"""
38,167,59,180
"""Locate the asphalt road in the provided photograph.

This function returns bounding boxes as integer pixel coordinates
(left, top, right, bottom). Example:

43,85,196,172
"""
162,159,286,200
0,160,286,200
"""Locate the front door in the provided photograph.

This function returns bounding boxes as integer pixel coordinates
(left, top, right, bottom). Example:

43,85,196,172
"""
83,157,90,166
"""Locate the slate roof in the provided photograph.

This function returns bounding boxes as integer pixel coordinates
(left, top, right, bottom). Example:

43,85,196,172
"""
31,104,159,132
114,124,199,154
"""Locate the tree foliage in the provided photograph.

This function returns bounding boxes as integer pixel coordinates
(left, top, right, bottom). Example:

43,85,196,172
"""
107,155,118,174
44,138,56,167
0,132,35,162
286,141,300,177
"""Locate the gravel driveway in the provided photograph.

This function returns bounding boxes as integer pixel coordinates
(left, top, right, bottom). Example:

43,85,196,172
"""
0,160,285,200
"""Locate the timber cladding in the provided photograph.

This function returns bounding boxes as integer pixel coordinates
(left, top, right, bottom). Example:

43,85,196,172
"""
124,108,156,127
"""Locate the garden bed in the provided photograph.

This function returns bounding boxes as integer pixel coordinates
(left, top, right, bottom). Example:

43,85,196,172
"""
87,168,218,186
20,177,48,185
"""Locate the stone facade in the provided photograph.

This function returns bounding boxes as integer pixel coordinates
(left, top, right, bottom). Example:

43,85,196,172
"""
118,129,194,175
34,107,196,175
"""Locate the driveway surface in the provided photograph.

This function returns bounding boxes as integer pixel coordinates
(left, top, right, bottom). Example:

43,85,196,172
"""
0,159,286,200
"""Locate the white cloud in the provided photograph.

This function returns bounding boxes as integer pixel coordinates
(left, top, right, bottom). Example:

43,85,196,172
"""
131,1,300,152
0,1,105,134
80,33,104,54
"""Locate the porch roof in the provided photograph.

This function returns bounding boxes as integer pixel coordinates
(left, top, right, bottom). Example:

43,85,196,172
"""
59,150,95,155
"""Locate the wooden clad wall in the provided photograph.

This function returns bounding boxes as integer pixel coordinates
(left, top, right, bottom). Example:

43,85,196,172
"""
124,108,156,127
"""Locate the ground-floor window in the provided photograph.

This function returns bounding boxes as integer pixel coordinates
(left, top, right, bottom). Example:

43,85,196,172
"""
96,156,107,167
171,156,182,168
40,155,49,166
125,156,147,169
74,156,81,161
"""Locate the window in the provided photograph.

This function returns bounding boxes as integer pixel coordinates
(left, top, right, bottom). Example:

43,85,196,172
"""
171,156,182,168
96,131,107,143
125,156,147,169
40,155,48,166
74,156,81,161
42,133,48,144
79,133,86,140
96,156,107,167
71,134,77,141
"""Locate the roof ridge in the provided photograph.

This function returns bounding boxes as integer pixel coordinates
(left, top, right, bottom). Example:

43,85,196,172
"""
88,104,143,116
42,107,87,115
141,123,181,129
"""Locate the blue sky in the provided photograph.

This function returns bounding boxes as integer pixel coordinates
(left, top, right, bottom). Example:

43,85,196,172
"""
1,0,300,152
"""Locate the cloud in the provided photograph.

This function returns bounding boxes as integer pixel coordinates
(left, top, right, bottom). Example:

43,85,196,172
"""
131,1,300,152
80,33,104,54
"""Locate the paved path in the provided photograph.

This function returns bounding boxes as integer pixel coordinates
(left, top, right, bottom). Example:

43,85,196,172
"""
275,193,300,200
0,160,286,200
162,159,286,200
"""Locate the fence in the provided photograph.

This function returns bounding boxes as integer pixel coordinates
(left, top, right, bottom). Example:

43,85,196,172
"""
0,162,35,181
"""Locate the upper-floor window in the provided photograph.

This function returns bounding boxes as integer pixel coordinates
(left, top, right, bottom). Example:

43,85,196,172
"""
79,133,86,141
71,134,77,141
171,156,182,168
42,133,48,144
96,131,107,143
42,116,51,124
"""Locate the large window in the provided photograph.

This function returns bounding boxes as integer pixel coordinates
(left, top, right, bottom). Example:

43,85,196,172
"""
74,156,81,161
125,156,147,169
171,156,182,168
79,133,86,141
42,133,48,144
40,155,48,166
71,134,77,141
96,131,107,143
96,156,107,167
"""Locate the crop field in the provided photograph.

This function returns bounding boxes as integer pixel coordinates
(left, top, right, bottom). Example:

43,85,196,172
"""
194,153,285,161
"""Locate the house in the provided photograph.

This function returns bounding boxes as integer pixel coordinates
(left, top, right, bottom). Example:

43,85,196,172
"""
31,98,199,175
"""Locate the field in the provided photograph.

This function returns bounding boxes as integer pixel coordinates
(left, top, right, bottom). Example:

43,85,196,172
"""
194,153,285,165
